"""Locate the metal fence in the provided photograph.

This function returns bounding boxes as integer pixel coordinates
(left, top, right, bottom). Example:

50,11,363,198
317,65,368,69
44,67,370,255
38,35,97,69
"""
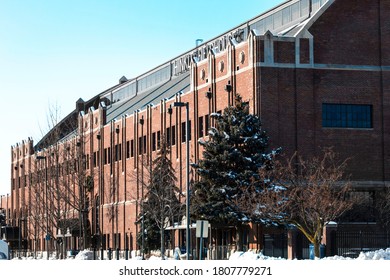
263,233,288,259
332,230,390,258
207,245,237,260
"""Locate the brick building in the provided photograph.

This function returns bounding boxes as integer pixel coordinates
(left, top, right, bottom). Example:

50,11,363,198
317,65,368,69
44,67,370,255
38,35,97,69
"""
5,0,390,259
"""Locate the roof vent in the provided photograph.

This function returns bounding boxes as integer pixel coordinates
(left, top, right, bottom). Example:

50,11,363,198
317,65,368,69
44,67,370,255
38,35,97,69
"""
119,76,128,84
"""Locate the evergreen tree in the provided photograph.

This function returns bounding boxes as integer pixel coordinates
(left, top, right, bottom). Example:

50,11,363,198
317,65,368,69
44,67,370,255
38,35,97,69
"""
191,94,279,250
138,136,182,258
138,213,161,253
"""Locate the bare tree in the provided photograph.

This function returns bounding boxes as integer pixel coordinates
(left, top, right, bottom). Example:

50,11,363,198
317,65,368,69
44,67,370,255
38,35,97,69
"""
375,187,390,231
56,136,93,252
28,103,91,257
237,148,356,258
28,162,45,257
29,103,66,257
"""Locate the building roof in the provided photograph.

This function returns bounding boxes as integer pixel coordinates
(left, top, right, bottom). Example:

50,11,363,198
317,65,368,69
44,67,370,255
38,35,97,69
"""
100,0,334,120
106,72,190,122
34,0,333,150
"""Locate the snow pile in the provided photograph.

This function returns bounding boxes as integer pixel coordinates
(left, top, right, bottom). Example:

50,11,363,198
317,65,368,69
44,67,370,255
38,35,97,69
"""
356,248,390,260
74,250,94,260
229,251,285,260
321,248,390,260
230,248,390,261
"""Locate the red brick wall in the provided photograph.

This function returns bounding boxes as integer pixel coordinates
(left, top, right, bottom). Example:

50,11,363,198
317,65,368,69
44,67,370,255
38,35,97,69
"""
257,0,389,182
311,0,382,66
9,0,390,253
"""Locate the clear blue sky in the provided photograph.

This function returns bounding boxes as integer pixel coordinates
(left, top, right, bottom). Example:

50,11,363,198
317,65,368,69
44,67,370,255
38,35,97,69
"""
0,0,282,195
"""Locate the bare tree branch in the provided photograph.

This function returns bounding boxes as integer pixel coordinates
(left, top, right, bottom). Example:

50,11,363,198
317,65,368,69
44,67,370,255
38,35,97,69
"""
236,148,358,258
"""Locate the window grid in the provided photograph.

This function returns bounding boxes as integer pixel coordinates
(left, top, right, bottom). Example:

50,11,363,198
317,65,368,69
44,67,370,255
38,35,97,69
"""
322,103,372,128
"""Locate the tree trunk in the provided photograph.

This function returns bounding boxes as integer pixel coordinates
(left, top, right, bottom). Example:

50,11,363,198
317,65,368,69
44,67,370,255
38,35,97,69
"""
161,218,165,260
236,225,243,251
313,225,324,258
313,241,320,258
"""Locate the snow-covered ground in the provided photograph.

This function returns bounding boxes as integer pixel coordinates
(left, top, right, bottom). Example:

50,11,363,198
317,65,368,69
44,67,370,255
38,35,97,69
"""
229,248,390,260
5,249,389,280
12,248,390,260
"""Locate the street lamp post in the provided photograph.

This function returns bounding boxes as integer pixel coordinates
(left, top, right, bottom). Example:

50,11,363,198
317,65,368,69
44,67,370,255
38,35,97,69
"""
36,155,49,260
139,116,145,259
97,133,104,260
173,101,190,260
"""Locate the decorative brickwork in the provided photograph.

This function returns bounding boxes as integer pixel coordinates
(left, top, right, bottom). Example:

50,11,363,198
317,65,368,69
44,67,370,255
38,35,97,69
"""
7,0,390,258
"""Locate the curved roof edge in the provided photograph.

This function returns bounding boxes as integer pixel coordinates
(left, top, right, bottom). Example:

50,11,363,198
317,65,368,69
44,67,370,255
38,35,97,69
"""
33,0,334,151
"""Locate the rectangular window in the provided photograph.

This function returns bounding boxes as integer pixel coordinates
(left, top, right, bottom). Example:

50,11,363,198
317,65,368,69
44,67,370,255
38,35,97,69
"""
152,132,156,151
171,125,176,145
157,131,161,149
181,120,192,143
181,122,186,143
189,120,191,141
116,144,122,161
199,116,204,137
322,103,372,128
93,152,97,167
130,140,134,157
126,141,130,159
166,127,171,146
138,136,147,154
205,114,210,135
138,137,142,154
